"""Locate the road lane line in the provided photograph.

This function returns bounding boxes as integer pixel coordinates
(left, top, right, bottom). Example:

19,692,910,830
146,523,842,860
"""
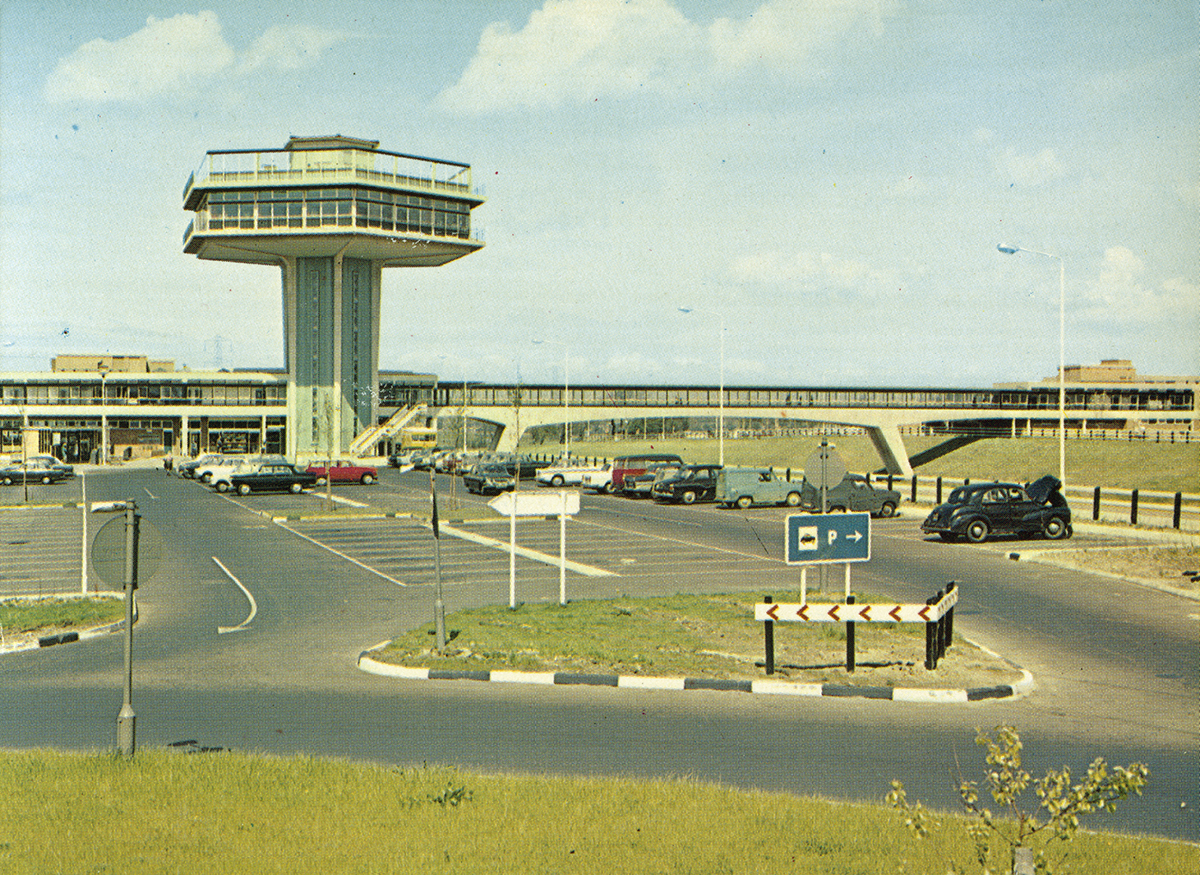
213,556,258,634
273,520,408,587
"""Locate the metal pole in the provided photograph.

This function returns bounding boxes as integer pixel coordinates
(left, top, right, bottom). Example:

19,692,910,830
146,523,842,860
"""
763,595,774,676
430,471,445,652
1057,256,1066,490
718,315,724,468
117,500,138,755
558,493,567,606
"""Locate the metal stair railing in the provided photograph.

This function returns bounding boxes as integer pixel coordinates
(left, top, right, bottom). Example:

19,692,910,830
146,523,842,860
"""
349,403,427,457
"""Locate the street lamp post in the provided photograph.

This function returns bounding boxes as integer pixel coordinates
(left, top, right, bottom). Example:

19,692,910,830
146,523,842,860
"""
678,308,725,466
98,365,110,466
532,340,569,459
997,244,1067,488
91,499,139,755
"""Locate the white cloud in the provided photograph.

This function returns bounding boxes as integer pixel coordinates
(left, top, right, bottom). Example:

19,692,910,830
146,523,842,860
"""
732,249,892,291
44,12,235,102
1081,246,1197,322
239,25,350,73
438,0,895,113
43,12,348,103
709,0,894,72
995,147,1066,187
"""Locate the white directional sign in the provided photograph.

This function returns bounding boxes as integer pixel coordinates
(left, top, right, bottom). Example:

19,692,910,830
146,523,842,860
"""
488,489,580,517
785,512,870,564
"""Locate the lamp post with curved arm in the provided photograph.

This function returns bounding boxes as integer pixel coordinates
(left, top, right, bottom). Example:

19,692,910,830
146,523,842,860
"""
997,243,1066,488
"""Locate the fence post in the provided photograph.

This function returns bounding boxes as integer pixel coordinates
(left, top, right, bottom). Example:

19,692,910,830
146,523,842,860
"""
1173,492,1182,529
763,595,775,676
936,476,943,505
944,582,955,651
1130,489,1139,525
924,596,937,670
911,475,918,504
845,594,856,673
1092,486,1101,521
887,473,894,492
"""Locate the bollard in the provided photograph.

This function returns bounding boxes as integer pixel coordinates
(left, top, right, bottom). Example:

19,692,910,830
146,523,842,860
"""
911,475,918,504
887,473,894,492
1093,486,1101,521
763,596,775,676
936,476,943,505
1131,489,1139,525
845,595,856,673
1173,492,1183,529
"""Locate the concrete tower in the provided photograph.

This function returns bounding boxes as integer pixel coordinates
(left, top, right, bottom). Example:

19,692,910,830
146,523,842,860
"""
183,135,483,457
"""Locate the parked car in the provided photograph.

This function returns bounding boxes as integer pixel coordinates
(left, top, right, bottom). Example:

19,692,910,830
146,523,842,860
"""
535,458,608,488
462,463,516,495
580,464,615,493
307,460,378,485
800,474,901,518
23,455,75,478
651,464,722,504
610,453,683,493
921,475,1071,543
715,467,804,509
177,454,222,479
225,463,317,495
0,461,71,485
196,454,247,484
388,450,419,468
621,462,682,497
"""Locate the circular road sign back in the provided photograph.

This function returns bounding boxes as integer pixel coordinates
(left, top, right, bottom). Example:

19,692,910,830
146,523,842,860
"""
90,515,164,587
804,444,846,489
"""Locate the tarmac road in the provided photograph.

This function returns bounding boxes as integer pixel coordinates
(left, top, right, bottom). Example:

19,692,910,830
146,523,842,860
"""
1,466,1196,842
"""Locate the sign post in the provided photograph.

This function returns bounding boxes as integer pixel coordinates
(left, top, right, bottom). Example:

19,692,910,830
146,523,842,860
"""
488,490,581,608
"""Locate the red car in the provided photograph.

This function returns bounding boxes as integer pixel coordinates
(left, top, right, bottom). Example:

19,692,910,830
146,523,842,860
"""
306,460,378,485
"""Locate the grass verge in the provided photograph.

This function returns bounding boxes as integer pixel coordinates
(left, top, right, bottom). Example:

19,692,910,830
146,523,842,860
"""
1,749,1192,875
370,593,1025,689
0,595,123,639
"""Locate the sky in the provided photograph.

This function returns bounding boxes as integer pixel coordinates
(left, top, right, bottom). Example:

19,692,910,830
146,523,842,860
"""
1,0,1196,390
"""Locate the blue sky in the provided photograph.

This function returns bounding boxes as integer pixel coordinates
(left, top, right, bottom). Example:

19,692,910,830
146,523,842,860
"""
2,1,1196,388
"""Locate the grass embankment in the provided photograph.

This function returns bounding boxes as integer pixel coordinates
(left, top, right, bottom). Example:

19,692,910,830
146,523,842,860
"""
2,749,1192,875
0,595,122,642
527,435,1200,493
370,593,1024,689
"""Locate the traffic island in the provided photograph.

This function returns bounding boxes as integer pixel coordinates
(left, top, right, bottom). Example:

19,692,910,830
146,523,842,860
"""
358,593,1031,702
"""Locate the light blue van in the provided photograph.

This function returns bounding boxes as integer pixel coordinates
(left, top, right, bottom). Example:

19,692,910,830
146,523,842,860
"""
715,467,804,509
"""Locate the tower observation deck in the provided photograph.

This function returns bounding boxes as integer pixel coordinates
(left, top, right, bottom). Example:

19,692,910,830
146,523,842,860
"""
183,135,484,457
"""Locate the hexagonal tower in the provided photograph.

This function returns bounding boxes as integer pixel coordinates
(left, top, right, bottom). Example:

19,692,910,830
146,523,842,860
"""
183,135,483,458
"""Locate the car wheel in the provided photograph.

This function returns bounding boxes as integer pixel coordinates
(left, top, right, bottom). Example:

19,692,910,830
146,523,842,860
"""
315,477,327,486
290,482,303,494
0,477,11,486
681,490,697,504
828,505,847,514
216,481,229,493
201,473,212,483
735,495,753,510
785,491,801,507
237,483,251,495
1042,515,1068,540
551,474,565,487
965,519,990,543
879,501,897,518
41,476,53,484
602,482,615,494
361,473,375,485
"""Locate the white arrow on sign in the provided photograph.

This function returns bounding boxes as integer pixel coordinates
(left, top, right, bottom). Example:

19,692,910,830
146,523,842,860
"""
848,529,863,543
488,490,580,517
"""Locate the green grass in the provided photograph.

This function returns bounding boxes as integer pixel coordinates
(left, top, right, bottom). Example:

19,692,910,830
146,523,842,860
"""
0,595,123,636
524,435,1200,492
1,749,1192,875
371,593,1023,689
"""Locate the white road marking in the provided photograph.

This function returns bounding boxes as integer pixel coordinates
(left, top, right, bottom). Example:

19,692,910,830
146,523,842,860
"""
213,556,258,634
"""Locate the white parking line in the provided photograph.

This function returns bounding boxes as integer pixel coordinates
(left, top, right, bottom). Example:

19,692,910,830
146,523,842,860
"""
213,556,258,634
273,520,408,586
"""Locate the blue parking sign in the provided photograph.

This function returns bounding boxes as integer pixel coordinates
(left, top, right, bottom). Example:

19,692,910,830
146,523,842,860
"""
786,513,871,564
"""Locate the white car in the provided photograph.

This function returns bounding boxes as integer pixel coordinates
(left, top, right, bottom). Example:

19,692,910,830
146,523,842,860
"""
536,459,610,488
579,464,615,493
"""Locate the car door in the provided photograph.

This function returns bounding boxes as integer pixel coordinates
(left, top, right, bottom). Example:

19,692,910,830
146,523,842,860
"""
980,486,1016,532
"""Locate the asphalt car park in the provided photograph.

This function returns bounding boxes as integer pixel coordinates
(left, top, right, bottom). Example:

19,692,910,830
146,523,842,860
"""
0,504,88,598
